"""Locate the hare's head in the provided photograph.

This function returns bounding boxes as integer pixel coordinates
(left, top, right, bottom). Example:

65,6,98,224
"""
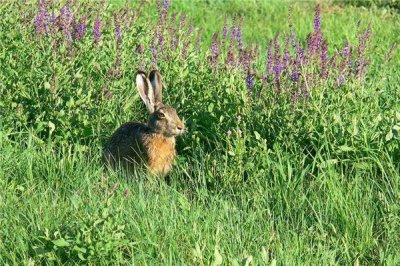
136,70,185,137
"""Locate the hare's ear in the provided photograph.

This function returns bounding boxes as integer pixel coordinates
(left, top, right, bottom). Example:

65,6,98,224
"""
136,71,155,113
149,70,163,104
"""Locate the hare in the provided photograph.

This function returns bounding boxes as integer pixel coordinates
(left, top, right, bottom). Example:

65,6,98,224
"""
103,70,185,177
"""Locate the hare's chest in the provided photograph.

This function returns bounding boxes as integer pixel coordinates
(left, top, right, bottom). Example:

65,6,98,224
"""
145,136,176,176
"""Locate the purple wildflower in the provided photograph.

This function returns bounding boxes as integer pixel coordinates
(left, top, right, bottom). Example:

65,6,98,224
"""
236,18,244,50
259,73,267,97
221,14,228,47
313,32,322,53
151,40,158,65
114,15,122,46
346,46,354,78
243,46,251,70
74,16,87,40
274,35,280,62
282,36,290,70
225,45,235,66
321,40,328,78
222,14,228,39
288,5,298,48
227,129,232,137
313,4,321,32
266,40,273,75
328,52,337,77
136,44,144,69
291,60,299,82
355,23,372,78
157,28,164,44
179,14,187,31
360,60,369,80
210,32,219,65
188,20,194,35
71,15,77,34
245,70,254,90
58,3,73,46
272,35,282,91
163,0,170,12
230,15,237,43
342,42,350,57
169,13,177,50
386,42,397,63
252,44,259,60
273,63,281,77
34,7,51,36
161,0,170,20
306,33,312,52
182,40,191,59
300,82,309,98
236,18,244,63
311,5,323,55
93,17,101,46
298,47,304,58
337,74,345,86
273,36,281,78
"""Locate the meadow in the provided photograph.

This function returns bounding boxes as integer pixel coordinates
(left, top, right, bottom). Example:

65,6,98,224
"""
0,0,399,264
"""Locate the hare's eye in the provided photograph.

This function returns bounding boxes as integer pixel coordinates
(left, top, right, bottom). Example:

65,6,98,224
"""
157,112,165,119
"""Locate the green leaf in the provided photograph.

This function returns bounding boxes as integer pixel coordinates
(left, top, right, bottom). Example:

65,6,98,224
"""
73,245,87,253
208,103,214,113
74,71,83,79
52,238,70,247
385,130,393,141
44,82,51,90
48,121,55,134
254,131,261,140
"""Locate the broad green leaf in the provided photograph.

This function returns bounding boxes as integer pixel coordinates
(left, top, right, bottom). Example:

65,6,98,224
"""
48,121,55,134
208,103,214,113
385,130,393,141
52,238,70,247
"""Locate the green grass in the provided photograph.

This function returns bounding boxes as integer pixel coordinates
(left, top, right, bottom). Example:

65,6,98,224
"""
0,0,399,264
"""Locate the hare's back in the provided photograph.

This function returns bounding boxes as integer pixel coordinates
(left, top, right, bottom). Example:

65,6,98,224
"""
104,122,151,160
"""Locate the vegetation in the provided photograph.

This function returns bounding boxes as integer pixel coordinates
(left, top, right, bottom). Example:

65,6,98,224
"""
0,0,399,264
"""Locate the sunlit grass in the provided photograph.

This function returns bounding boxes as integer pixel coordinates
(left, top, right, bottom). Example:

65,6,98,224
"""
0,0,399,264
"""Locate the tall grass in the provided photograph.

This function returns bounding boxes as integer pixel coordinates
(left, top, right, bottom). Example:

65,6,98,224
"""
0,0,399,264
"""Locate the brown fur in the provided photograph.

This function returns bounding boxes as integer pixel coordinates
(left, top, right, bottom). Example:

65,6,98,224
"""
102,70,184,177
145,134,176,177
102,122,179,177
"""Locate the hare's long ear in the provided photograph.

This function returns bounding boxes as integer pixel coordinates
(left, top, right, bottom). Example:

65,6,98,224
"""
136,71,155,113
149,70,163,104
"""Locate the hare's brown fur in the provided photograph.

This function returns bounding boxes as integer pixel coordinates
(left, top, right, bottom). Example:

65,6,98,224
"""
103,70,184,177
103,122,177,177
